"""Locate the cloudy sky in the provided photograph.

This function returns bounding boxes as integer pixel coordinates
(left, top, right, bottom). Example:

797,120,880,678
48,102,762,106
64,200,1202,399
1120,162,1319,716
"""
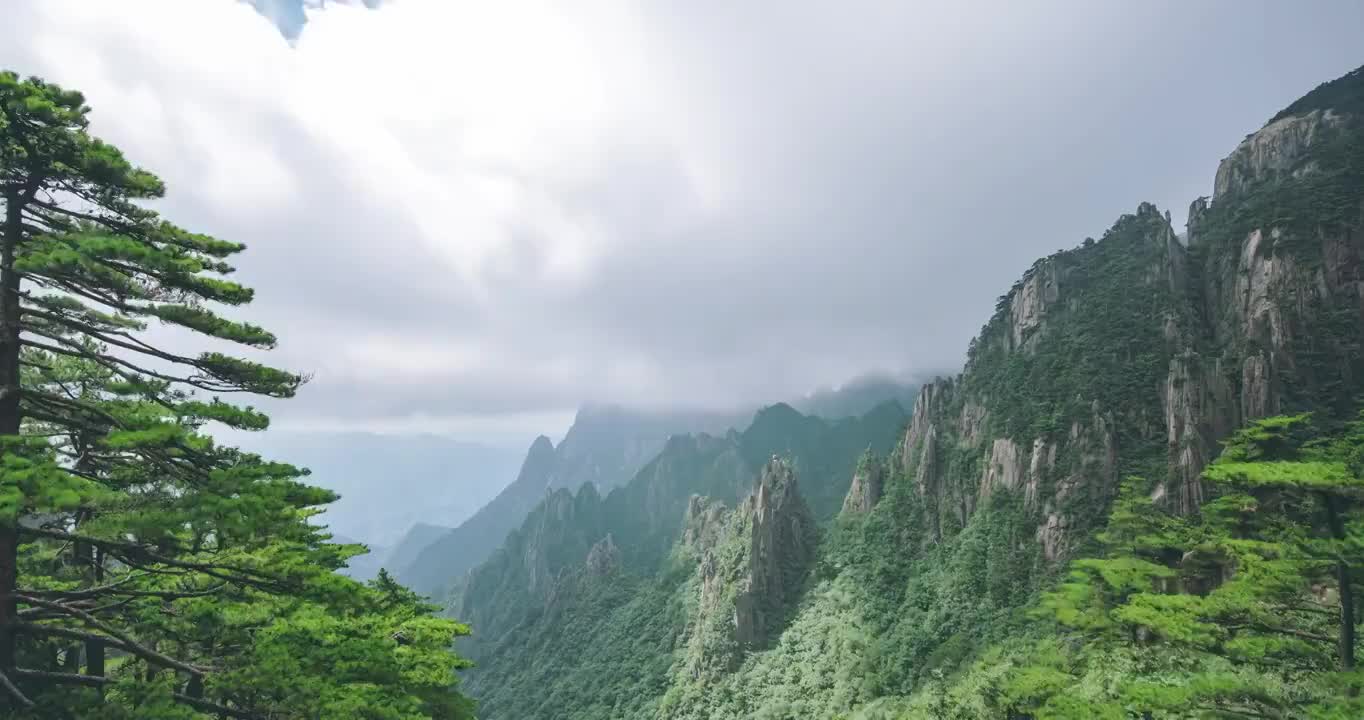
2,0,1362,446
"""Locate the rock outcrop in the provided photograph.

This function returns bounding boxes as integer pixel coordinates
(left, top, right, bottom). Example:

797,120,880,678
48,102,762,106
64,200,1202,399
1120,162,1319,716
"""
682,495,730,552
1171,88,1364,509
1008,261,1061,352
1162,353,1226,515
901,381,952,469
884,80,1364,555
1213,109,1343,198
1041,404,1117,560
733,457,816,647
584,533,620,576
841,452,884,514
978,438,1025,500
683,457,818,676
891,203,1183,559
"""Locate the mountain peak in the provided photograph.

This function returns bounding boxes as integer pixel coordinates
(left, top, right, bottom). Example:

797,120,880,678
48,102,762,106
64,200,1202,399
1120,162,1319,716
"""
529,434,554,455
1267,62,1364,126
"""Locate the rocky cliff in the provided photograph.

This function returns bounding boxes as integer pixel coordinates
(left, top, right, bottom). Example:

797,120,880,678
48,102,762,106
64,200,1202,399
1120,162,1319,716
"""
584,533,621,577
880,65,1364,565
681,457,816,678
1171,67,1364,513
1213,109,1346,198
840,449,884,515
889,204,1176,560
734,457,817,646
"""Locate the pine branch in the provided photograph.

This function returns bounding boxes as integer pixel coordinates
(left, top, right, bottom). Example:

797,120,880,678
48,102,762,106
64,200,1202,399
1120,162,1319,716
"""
18,573,145,599
26,196,145,241
21,335,249,393
36,273,144,315
12,669,264,720
14,595,210,676
21,392,226,486
22,581,224,601
0,667,34,708
103,551,293,595
1224,622,1334,645
17,622,155,662
22,305,195,365
15,526,290,590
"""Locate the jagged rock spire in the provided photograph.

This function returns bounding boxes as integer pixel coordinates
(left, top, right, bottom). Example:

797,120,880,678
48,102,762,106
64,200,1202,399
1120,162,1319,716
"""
841,450,884,515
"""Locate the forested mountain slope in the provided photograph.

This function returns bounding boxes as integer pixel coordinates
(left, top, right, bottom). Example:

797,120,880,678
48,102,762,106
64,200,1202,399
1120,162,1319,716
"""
451,402,906,719
399,405,748,595
400,382,920,597
454,64,1364,719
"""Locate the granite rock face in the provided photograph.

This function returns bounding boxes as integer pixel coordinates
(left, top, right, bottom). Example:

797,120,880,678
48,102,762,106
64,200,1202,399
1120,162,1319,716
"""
683,495,730,552
683,457,818,675
883,84,1364,560
841,454,885,515
1213,109,1343,198
1008,261,1062,352
584,533,620,577
733,457,817,648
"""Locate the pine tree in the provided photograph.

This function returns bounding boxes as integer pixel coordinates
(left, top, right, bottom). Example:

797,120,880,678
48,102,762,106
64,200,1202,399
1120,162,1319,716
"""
1,71,474,717
1008,413,1364,718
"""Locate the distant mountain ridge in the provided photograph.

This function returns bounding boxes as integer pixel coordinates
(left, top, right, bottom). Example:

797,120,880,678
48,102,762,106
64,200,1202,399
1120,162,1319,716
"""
234,431,523,549
395,378,921,596
789,373,923,420
449,400,908,718
396,405,747,595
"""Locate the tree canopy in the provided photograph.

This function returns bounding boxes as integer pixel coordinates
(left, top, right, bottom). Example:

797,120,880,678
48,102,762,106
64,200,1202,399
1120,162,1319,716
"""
0,70,474,718
996,413,1364,719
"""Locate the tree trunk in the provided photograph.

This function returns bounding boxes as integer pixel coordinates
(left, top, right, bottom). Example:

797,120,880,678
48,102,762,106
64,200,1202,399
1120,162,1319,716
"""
85,547,105,682
1325,494,1357,673
0,188,25,671
1338,560,1356,670
0,531,14,672
73,449,106,682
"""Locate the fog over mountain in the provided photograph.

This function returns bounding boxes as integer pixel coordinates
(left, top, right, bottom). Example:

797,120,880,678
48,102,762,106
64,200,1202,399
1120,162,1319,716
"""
3,2,1364,719
5,1,1361,445
231,431,523,547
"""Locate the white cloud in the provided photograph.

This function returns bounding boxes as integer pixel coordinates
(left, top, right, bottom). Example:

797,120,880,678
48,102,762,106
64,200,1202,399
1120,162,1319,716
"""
3,0,1363,442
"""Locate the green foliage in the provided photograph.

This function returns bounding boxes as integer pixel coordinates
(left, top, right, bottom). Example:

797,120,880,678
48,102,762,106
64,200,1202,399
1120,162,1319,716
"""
0,70,472,717
974,414,1364,718
963,206,1178,470
1268,63,1364,125
454,404,903,720
462,572,691,720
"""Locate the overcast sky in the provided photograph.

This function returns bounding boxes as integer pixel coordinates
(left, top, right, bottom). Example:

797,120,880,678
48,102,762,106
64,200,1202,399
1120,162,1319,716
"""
2,0,1362,446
